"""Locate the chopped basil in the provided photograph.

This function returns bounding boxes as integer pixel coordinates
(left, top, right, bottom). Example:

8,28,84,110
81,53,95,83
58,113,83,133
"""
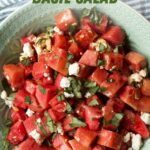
97,60,106,66
35,121,47,136
44,111,56,133
20,57,32,66
53,71,58,80
70,117,86,128
99,87,107,92
25,96,32,104
66,102,73,113
84,81,97,88
88,99,99,106
99,44,105,52
57,94,65,101
111,113,124,127
68,24,77,35
67,53,74,61
81,8,91,18
66,77,82,99
38,85,46,94
107,78,115,83
81,7,101,24
89,86,100,95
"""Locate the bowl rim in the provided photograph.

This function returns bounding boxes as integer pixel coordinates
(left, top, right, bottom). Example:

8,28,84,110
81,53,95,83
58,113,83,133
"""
0,0,150,30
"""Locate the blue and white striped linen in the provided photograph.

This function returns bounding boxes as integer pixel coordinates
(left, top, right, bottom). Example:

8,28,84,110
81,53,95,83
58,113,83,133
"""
0,0,150,22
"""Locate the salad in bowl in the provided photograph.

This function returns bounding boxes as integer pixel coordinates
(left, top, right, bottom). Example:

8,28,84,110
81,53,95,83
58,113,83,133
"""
0,7,150,150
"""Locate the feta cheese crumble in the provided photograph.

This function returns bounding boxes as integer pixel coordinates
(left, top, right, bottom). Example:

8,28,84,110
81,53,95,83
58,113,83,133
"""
1,90,7,100
139,69,147,78
84,92,92,98
26,109,35,117
140,113,150,125
36,118,42,123
23,43,34,57
29,129,41,143
60,77,71,88
64,92,74,98
1,90,13,108
53,26,63,35
128,73,143,83
68,62,80,76
131,134,143,150
124,132,131,143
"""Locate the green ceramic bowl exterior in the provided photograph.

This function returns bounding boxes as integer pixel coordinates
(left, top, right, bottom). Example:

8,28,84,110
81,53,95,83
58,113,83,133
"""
0,1,150,149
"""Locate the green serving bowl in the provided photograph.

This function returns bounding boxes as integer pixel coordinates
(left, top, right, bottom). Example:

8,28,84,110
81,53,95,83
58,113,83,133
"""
0,1,150,149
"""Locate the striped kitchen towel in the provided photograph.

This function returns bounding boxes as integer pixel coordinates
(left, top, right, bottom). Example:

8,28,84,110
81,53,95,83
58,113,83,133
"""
0,0,150,22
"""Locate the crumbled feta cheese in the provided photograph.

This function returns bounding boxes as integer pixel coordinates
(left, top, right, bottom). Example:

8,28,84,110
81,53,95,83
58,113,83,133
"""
12,87,16,92
43,73,49,77
128,73,143,83
29,129,41,143
5,100,13,108
139,69,147,78
140,113,150,125
85,92,92,98
53,26,63,35
64,92,74,98
124,132,131,143
68,62,80,76
131,134,143,150
60,77,71,88
1,90,13,108
23,43,34,57
26,109,35,117
36,118,42,123
1,90,8,100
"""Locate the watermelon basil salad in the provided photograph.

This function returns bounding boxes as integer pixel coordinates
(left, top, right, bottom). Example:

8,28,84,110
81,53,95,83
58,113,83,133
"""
1,7,150,150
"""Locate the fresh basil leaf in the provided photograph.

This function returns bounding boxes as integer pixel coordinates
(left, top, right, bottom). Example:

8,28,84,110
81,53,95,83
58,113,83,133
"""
2,78,12,95
68,24,77,35
57,94,65,101
20,57,32,66
25,95,32,104
97,59,106,66
88,99,99,106
84,81,97,88
38,85,46,94
99,44,105,52
44,111,56,133
89,86,100,95
81,8,91,18
67,53,74,61
66,102,73,113
99,87,107,92
53,71,58,80
111,113,124,127
70,117,86,128
35,121,47,136
90,7,101,24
